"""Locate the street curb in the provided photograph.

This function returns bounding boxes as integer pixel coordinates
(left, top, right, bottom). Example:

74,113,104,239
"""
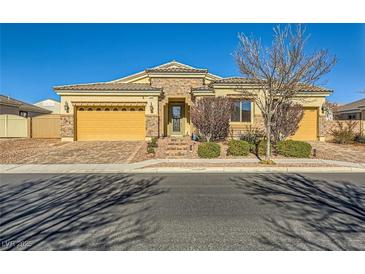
131,167,365,174
1,165,365,174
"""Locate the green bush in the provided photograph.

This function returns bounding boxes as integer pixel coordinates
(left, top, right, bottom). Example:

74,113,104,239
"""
198,142,220,158
276,140,312,158
149,137,158,148
355,135,365,144
147,146,155,154
249,140,267,156
227,140,250,156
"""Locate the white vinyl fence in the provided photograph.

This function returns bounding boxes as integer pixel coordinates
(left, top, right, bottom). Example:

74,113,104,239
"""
0,114,29,138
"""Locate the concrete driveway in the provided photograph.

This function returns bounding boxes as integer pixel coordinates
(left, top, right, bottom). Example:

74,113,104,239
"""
1,173,364,250
0,139,144,164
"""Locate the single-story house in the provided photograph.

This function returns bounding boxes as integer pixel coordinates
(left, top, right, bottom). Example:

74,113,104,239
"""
0,95,51,118
34,99,61,114
334,98,365,120
54,61,332,142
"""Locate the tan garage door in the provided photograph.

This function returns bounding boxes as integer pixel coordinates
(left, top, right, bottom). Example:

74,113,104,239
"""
76,106,145,141
291,107,318,141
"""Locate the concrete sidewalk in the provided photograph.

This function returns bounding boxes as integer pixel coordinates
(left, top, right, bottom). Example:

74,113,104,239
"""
1,158,365,173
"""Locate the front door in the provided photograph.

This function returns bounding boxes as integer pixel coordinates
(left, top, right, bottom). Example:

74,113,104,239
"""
169,103,184,135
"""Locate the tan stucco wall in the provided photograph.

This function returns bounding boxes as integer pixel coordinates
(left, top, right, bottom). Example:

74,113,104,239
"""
59,94,159,116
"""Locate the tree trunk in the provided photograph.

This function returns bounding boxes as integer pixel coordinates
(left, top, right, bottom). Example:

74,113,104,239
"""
266,115,271,161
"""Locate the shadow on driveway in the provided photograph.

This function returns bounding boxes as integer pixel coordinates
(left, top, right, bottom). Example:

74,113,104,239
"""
0,174,165,250
231,174,365,250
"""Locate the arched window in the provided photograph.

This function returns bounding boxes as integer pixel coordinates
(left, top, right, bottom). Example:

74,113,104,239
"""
105,108,110,111
87,108,93,111
138,108,144,111
79,108,84,111
96,108,101,111
121,108,127,111
130,108,135,111
113,108,118,111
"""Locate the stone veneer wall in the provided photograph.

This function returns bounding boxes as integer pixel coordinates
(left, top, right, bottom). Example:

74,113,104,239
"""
151,78,204,136
60,115,74,138
146,115,159,137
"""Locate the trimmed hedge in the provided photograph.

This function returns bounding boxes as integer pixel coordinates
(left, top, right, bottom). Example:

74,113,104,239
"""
227,140,250,156
356,135,365,144
249,140,267,156
198,142,221,158
276,140,312,158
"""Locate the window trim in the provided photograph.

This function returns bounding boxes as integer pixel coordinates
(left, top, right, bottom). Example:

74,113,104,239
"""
230,99,253,123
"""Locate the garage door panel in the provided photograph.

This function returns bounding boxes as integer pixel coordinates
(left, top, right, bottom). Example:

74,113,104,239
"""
290,107,318,141
77,110,145,141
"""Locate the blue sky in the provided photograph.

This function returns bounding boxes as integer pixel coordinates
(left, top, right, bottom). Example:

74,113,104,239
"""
1,23,364,104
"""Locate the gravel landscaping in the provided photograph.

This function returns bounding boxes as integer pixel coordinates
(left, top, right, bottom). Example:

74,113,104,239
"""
309,141,365,163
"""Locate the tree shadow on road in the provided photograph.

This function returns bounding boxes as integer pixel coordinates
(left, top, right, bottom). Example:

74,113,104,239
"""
231,174,365,250
0,174,166,250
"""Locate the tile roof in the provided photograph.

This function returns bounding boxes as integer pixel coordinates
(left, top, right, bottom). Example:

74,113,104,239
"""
191,86,214,91
211,77,262,85
146,60,208,73
0,95,51,114
336,98,365,112
146,67,208,73
53,82,162,91
211,77,331,92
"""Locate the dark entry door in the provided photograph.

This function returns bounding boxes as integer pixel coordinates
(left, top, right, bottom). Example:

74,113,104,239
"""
170,104,183,135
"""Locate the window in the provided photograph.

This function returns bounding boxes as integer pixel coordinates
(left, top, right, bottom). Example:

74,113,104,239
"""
130,108,135,111
138,108,144,111
231,100,251,122
348,114,357,120
96,108,101,111
19,111,28,118
87,108,93,111
78,108,84,111
113,108,118,111
121,108,127,111
104,108,110,111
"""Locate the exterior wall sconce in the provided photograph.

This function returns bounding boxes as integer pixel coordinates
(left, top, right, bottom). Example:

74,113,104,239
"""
64,101,70,113
150,102,154,114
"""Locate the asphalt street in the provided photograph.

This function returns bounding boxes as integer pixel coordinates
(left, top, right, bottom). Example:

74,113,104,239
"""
1,172,365,250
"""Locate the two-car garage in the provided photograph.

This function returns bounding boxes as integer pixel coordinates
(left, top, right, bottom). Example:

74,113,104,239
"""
75,105,146,141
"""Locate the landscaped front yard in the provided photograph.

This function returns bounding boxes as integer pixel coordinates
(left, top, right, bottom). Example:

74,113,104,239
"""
1,138,364,165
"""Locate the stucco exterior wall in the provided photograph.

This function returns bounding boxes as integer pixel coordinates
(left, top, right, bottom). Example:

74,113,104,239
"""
60,94,159,115
151,77,204,136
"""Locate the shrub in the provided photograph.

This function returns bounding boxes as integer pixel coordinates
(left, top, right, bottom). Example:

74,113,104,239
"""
149,137,158,148
191,97,233,142
355,135,365,144
276,140,312,158
147,146,155,154
197,142,220,158
331,120,357,144
227,140,250,156
239,126,265,145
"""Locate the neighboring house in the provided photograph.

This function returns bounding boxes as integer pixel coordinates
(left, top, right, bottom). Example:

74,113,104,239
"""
54,61,332,142
0,95,51,117
34,99,61,114
334,98,365,120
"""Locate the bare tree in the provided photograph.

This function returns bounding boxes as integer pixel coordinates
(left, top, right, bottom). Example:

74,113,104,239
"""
191,97,233,142
271,103,304,143
235,24,336,162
